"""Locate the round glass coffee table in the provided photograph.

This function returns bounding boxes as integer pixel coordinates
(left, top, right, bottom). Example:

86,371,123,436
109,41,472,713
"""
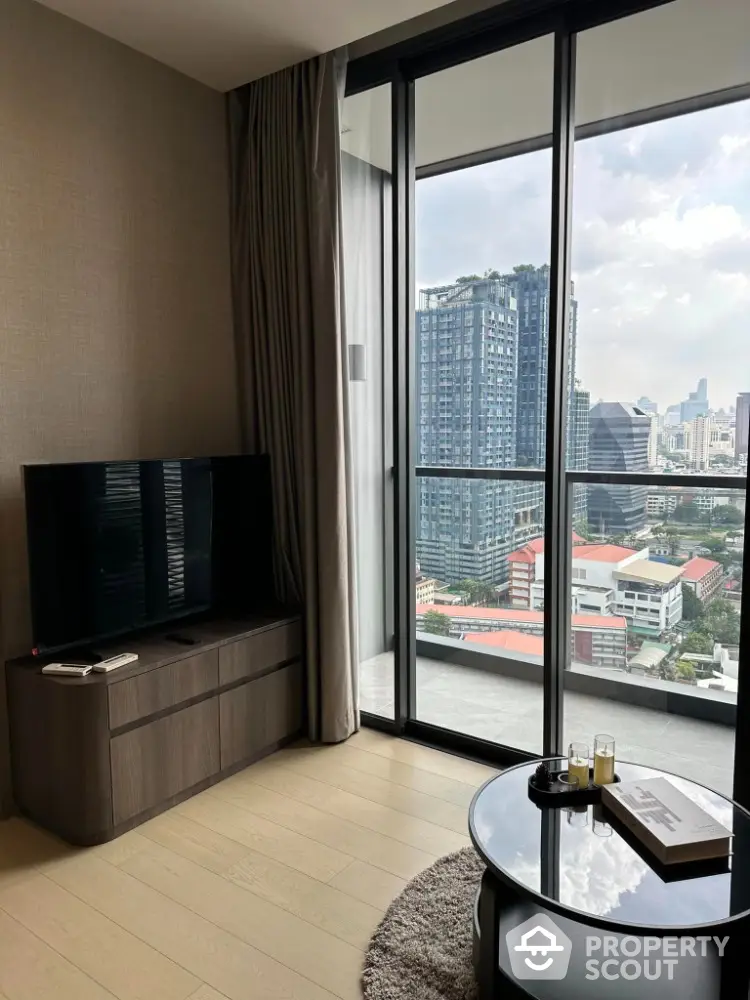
469,759,750,999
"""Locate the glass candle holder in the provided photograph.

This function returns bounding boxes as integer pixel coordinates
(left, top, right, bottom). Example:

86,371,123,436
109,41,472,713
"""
593,734,615,785
557,774,580,792
568,742,590,789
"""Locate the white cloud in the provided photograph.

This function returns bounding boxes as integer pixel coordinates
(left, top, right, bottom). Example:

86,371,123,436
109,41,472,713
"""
417,98,750,409
639,204,744,251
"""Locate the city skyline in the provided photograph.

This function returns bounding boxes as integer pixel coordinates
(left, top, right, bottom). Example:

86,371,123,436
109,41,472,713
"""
416,97,750,412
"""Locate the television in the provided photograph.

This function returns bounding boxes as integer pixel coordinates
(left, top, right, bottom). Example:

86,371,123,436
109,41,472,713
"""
23,455,273,655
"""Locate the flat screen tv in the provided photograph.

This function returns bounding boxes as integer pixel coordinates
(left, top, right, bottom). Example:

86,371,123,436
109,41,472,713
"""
23,455,273,655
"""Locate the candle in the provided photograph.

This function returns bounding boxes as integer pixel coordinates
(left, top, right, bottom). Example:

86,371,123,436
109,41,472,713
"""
593,734,615,785
568,742,590,789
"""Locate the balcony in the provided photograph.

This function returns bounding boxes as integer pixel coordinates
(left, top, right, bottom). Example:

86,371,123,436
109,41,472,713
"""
360,644,735,797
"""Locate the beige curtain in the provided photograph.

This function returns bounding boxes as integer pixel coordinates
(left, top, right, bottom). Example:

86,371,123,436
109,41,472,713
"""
228,51,359,743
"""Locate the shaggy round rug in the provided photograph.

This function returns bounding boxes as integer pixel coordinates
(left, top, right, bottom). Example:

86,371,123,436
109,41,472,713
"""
362,847,484,1000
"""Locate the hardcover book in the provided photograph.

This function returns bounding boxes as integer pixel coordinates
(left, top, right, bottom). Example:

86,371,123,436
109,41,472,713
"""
601,777,732,865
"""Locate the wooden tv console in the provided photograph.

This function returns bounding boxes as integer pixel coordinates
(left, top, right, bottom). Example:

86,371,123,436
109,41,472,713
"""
5,612,302,845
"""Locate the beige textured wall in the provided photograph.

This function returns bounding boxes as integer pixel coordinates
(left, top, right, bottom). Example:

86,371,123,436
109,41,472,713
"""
0,0,240,811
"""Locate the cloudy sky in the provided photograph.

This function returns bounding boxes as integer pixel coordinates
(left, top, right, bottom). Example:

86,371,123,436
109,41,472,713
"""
416,100,750,412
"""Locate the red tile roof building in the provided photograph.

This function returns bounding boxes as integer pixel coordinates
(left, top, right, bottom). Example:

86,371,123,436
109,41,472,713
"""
464,630,545,657
416,605,627,668
681,556,724,602
508,533,587,609
507,536,635,610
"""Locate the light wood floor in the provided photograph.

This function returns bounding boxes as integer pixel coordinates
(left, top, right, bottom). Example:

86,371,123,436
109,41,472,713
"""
0,730,497,1000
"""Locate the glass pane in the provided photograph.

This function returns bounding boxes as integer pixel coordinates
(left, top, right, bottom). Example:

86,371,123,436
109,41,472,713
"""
565,486,744,796
413,36,554,754
342,85,394,719
564,0,749,796
416,475,544,755
568,0,750,477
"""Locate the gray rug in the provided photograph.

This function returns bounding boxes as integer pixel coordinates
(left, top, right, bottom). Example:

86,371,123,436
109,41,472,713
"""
362,847,484,1000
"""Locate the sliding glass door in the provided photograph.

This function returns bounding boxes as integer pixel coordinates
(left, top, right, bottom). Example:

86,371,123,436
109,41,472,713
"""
345,0,750,800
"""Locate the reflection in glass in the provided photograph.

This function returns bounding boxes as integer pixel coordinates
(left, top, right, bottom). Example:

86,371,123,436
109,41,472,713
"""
342,85,393,718
472,761,742,923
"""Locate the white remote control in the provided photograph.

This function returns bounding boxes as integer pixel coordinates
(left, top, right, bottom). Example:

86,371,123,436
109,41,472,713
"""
42,663,93,676
92,652,139,673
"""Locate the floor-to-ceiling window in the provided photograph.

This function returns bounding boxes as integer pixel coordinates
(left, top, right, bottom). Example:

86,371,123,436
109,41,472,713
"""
345,0,750,799
410,36,554,755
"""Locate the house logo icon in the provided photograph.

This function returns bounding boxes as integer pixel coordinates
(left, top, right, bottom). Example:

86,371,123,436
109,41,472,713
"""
506,914,573,980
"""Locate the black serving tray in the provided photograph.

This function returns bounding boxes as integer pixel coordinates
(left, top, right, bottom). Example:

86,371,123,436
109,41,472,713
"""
528,767,621,806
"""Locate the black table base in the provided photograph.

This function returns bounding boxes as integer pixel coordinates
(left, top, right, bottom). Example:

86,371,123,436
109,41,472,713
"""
473,865,750,1000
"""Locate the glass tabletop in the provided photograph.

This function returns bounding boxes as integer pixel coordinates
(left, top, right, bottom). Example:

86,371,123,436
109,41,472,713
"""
470,759,750,930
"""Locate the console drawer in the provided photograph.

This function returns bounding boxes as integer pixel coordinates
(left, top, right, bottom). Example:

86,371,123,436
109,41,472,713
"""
111,698,219,825
219,622,301,686
219,662,302,770
108,649,218,729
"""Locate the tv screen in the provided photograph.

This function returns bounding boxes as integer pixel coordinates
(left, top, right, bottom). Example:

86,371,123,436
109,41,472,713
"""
23,455,272,654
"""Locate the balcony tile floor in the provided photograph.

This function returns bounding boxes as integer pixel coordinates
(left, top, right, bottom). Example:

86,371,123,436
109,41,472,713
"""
361,652,735,797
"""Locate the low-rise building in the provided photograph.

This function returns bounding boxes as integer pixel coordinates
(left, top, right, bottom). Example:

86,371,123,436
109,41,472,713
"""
506,532,585,610
507,537,545,609
415,573,436,605
681,556,724,603
612,558,684,635
515,540,683,637
415,604,628,668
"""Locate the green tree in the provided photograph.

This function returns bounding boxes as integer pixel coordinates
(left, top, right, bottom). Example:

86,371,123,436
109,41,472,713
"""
682,631,713,655
476,582,498,606
484,268,501,280
661,527,681,556
420,610,452,637
673,502,705,523
712,505,744,525
701,599,741,645
658,661,676,681
513,264,537,273
675,660,696,682
455,274,481,283
681,584,703,622
574,520,594,542
456,579,483,603
700,537,727,556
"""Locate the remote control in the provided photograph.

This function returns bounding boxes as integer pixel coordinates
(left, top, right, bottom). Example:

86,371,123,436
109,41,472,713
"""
42,663,93,677
92,652,139,673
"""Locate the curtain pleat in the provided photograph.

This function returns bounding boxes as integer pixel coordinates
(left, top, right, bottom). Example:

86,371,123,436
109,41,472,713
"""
228,51,359,743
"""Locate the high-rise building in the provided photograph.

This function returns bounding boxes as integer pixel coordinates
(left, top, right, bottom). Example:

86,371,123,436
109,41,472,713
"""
588,402,650,535
647,414,659,468
690,415,711,471
664,404,681,427
568,387,590,524
637,396,658,415
416,278,518,584
415,268,587,585
503,265,551,469
735,392,750,459
503,265,586,524
680,378,709,423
